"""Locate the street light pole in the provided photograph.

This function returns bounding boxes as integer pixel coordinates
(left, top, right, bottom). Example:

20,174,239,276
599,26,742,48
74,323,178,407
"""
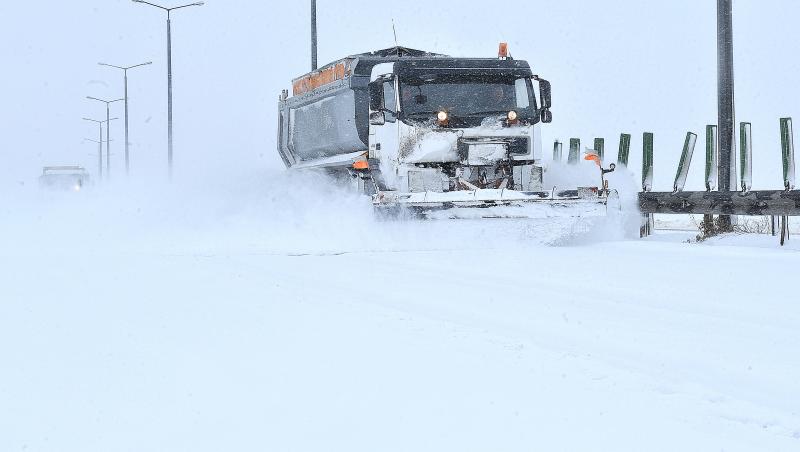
132,0,204,180
84,138,107,179
717,0,736,231
99,62,152,176
311,0,318,71
87,97,123,179
83,117,118,180
105,103,111,177
168,13,173,178
83,119,104,179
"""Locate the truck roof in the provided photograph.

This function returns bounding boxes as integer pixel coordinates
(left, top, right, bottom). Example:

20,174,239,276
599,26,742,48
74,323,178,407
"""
393,58,533,76
352,46,447,59
290,46,532,97
42,166,88,175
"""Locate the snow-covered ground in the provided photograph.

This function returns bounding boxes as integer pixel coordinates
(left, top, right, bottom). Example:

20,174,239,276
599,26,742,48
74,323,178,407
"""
1,172,799,451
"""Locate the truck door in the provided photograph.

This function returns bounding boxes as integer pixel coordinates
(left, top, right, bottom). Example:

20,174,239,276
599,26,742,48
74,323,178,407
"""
368,76,400,164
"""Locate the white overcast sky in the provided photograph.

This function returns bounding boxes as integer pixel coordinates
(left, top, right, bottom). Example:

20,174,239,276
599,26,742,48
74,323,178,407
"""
1,0,798,189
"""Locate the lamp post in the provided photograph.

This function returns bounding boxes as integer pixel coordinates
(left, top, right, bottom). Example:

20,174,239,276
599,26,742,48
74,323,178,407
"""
83,117,118,180
86,96,123,178
132,0,204,180
83,138,113,180
311,0,318,71
717,0,736,231
99,61,152,176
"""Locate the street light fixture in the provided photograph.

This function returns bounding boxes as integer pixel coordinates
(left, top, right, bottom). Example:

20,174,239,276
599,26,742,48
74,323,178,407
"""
99,61,152,176
132,0,205,179
85,97,123,178
83,117,117,180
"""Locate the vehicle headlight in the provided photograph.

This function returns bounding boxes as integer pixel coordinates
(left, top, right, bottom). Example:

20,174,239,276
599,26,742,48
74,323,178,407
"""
437,111,449,123
507,110,519,122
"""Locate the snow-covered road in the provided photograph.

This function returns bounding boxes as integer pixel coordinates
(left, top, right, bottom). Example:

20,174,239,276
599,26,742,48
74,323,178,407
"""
1,174,799,451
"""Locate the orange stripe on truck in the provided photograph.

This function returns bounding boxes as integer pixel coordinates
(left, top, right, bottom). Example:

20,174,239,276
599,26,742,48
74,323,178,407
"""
292,60,353,96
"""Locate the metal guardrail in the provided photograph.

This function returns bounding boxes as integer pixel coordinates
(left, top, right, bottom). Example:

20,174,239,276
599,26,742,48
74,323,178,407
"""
633,118,796,245
637,118,796,216
561,117,797,245
639,190,800,216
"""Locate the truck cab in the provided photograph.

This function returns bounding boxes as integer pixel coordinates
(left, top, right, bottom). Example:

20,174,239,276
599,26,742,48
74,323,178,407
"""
365,56,552,196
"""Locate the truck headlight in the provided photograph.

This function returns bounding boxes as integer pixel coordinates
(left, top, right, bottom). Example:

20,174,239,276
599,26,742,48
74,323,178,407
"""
437,111,449,122
507,110,519,122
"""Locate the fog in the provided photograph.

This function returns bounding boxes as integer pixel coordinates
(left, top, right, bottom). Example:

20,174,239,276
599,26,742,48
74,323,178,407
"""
3,4,800,450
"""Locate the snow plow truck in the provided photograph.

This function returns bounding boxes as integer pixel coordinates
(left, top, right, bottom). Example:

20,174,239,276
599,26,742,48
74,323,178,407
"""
277,45,617,218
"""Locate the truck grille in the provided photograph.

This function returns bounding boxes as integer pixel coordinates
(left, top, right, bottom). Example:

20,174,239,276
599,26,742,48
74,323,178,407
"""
507,137,530,156
457,137,529,161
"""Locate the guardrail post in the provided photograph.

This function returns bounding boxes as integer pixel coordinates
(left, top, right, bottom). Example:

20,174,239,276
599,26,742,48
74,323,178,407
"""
568,138,580,165
781,216,790,246
642,132,654,192
618,133,631,166
553,140,563,162
781,118,795,190
674,132,698,193
780,118,794,246
641,132,654,237
594,138,605,162
740,122,752,192
705,125,718,191
704,125,718,228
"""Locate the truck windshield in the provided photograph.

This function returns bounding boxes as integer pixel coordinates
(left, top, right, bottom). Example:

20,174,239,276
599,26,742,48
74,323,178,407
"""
399,74,535,120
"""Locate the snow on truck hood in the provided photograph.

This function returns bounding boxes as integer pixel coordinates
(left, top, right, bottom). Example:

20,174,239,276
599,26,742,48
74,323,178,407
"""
400,129,460,163
398,118,533,163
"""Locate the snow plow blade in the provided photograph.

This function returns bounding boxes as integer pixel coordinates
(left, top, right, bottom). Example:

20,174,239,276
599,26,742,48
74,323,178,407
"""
373,188,619,219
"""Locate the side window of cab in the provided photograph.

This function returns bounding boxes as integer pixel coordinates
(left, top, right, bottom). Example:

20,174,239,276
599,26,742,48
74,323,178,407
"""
514,78,531,110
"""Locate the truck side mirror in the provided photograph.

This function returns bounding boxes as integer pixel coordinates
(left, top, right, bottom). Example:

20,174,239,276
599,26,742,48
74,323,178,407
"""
369,81,383,111
538,79,552,109
370,111,386,126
